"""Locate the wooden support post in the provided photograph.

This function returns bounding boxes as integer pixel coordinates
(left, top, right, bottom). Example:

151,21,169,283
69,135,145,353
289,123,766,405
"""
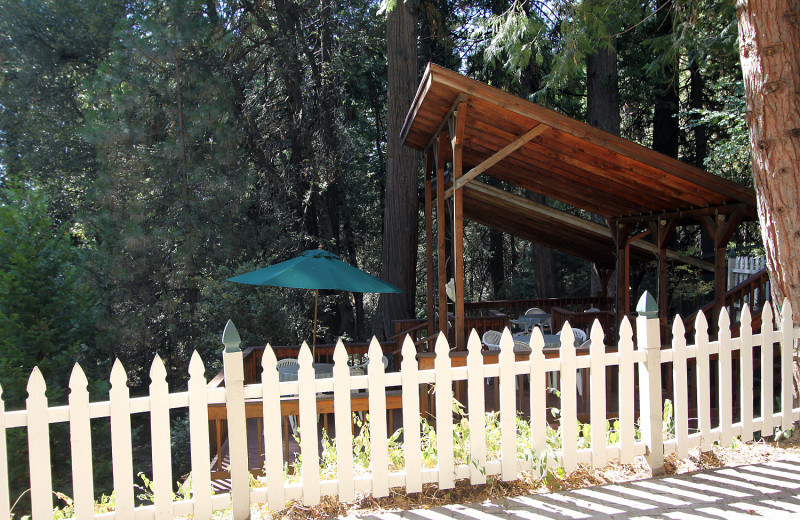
612,222,633,324
652,218,677,334
425,151,435,336
700,208,744,335
450,101,468,350
435,136,448,335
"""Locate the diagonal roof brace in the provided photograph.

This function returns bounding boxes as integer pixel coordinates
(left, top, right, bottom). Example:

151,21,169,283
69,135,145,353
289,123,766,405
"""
445,123,550,198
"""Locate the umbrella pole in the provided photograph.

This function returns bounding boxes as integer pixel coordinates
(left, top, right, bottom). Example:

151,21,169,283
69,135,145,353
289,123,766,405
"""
312,288,319,361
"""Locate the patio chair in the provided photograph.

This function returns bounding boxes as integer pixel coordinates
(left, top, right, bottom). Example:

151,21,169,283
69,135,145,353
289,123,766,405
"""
275,358,299,435
482,330,502,351
350,354,388,375
555,328,587,344
525,307,551,333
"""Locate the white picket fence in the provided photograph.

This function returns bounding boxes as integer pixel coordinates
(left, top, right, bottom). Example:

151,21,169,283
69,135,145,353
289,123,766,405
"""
728,254,767,288
1,292,799,519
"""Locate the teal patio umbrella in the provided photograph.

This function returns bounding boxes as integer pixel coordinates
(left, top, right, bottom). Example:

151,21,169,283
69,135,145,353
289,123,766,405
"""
227,248,401,354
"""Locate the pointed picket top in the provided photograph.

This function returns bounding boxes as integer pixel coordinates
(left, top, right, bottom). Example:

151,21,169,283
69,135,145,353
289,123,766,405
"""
261,343,277,374
333,339,348,367
0,382,4,401
762,301,774,330
529,325,545,351
69,363,88,392
500,326,514,351
741,303,752,331
718,305,731,334
619,315,633,345
781,298,793,329
559,322,575,348
672,314,686,341
636,291,658,318
368,337,384,371
150,354,167,382
434,330,450,357
695,309,709,342
298,341,313,366
589,320,604,350
467,329,481,356
27,367,46,396
187,352,205,385
402,334,417,369
222,320,242,353
110,359,128,387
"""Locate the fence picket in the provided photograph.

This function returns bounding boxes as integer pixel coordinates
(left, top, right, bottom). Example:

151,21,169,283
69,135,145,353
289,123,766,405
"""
400,336,422,493
499,328,517,480
150,355,174,519
671,318,689,459
367,338,389,497
110,360,135,516
27,368,53,520
780,299,794,431
333,341,354,501
298,343,321,504
0,386,8,520
68,364,94,520
739,305,754,442
760,304,774,436
528,329,547,478
618,317,635,464
695,311,712,451
434,333,455,489
718,310,733,447
589,322,607,469
260,345,286,510
466,330,486,485
559,324,577,473
188,351,212,518
222,320,250,520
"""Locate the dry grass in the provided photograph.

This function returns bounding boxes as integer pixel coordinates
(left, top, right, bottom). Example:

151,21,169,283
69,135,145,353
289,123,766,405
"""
250,430,800,519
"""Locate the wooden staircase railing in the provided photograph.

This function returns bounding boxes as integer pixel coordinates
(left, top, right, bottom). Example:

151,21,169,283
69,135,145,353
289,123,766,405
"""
683,268,770,338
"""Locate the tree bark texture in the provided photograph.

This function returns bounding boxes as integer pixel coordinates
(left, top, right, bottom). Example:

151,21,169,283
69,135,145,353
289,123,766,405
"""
737,0,800,313
738,0,800,395
375,0,418,339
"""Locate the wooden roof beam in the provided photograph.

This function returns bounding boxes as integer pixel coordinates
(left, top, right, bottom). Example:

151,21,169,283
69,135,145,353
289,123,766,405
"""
445,123,549,198
608,203,752,225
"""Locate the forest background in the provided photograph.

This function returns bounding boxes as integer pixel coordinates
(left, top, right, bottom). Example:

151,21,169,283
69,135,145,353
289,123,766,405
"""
0,0,761,507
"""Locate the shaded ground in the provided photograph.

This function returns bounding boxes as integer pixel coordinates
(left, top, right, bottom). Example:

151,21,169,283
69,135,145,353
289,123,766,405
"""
248,431,800,519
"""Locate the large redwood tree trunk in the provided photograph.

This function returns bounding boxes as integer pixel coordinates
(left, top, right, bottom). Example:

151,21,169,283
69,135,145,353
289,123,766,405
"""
374,0,418,339
737,0,800,387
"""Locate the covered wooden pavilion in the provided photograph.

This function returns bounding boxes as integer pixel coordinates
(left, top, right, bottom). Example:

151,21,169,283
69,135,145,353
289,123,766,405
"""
401,63,758,348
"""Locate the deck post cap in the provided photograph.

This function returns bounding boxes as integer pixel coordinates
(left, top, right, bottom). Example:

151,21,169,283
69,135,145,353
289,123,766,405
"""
222,320,242,352
636,291,658,318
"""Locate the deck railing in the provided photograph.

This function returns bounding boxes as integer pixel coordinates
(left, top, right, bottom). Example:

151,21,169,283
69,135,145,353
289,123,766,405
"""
2,293,798,519
683,268,770,338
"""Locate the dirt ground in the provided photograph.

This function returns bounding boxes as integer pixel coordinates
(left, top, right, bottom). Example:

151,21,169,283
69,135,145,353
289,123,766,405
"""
255,431,800,520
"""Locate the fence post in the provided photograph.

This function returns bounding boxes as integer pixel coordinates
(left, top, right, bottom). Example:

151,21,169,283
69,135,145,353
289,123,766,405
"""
635,292,664,476
223,320,250,519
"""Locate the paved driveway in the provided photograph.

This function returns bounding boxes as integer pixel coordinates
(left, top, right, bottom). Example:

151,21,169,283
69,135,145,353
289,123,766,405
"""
341,455,800,519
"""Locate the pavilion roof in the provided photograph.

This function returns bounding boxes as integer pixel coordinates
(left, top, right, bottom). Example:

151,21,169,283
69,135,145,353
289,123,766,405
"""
402,64,757,223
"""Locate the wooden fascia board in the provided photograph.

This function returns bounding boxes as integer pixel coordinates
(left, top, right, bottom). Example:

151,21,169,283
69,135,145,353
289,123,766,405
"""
400,63,434,146
445,123,549,198
428,64,758,207
608,203,751,226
